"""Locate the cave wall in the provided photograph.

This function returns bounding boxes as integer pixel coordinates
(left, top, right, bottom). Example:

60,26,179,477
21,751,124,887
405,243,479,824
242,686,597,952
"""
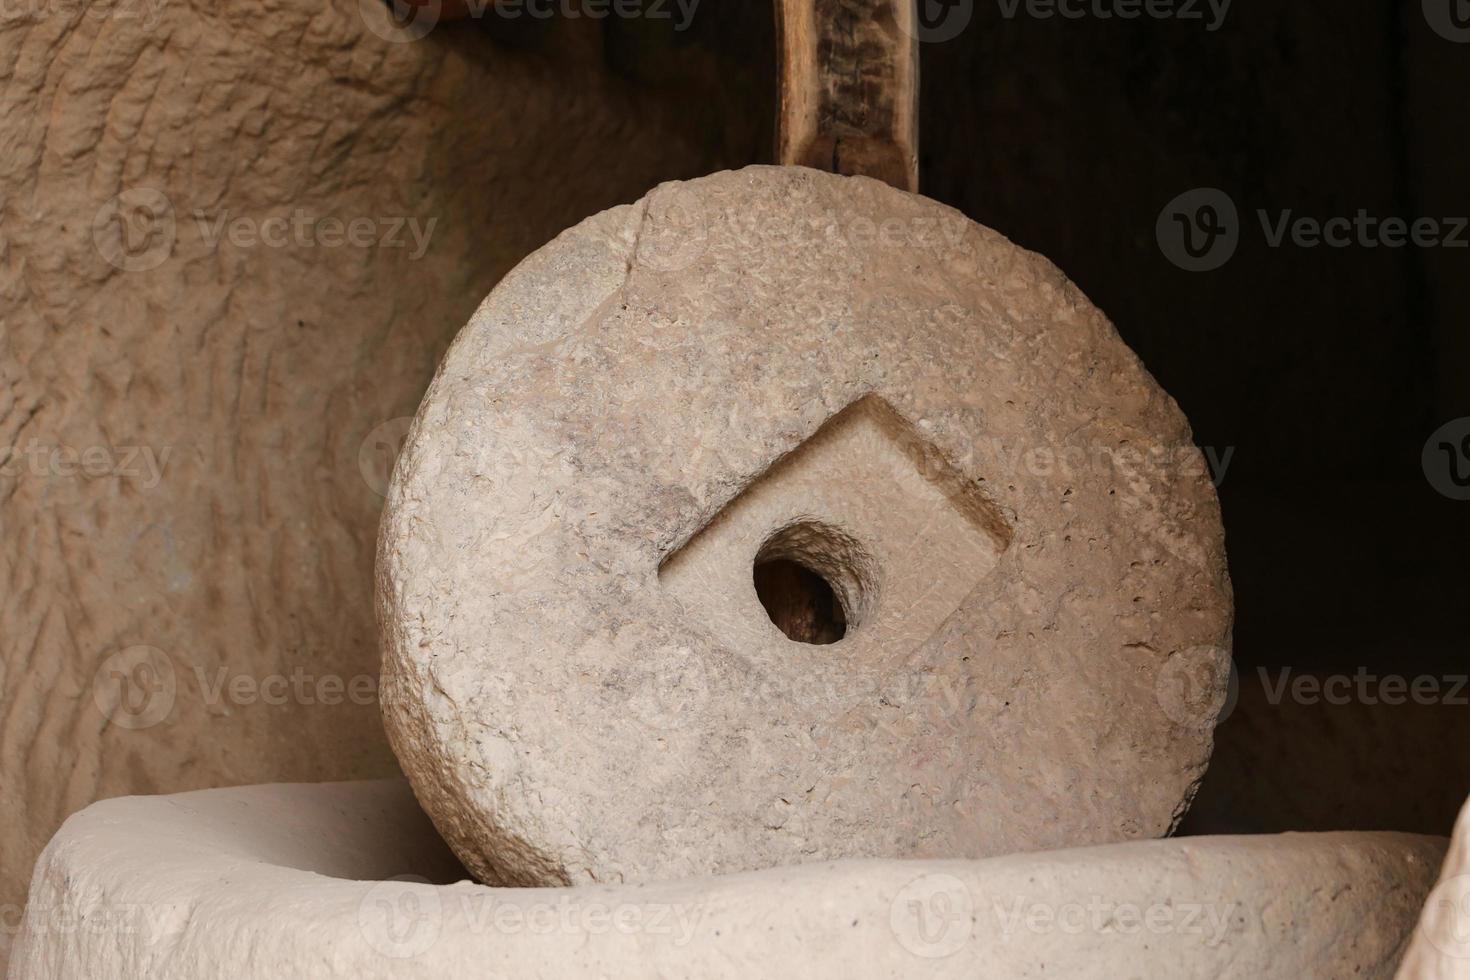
0,0,765,962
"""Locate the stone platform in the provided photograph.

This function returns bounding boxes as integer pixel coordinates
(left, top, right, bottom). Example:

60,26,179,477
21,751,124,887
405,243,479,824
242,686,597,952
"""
7,781,1445,979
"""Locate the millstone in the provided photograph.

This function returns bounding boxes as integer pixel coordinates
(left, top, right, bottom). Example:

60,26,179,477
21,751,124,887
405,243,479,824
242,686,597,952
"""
377,165,1233,887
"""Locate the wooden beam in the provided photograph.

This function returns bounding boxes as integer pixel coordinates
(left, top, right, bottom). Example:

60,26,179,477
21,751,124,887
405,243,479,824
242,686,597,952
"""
774,0,920,193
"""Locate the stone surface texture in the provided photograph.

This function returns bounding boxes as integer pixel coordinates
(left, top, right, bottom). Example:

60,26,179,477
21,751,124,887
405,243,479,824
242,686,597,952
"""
1397,795,1470,979
0,3,765,970
378,165,1235,888
8,781,1441,980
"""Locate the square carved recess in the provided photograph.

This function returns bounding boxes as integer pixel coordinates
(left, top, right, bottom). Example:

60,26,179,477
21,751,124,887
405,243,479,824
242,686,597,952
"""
659,395,1011,659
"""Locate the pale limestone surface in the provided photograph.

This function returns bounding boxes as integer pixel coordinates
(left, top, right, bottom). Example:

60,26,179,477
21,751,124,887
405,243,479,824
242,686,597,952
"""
377,165,1235,887
0,0,738,967
5,781,1440,980
1397,795,1470,979
8,781,1443,980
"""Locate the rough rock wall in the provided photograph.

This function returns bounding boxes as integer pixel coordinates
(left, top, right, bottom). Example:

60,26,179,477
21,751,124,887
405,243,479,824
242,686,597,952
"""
0,1,753,964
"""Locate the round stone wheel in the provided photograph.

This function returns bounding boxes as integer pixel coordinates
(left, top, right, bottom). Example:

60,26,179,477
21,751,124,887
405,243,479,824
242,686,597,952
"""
377,166,1233,887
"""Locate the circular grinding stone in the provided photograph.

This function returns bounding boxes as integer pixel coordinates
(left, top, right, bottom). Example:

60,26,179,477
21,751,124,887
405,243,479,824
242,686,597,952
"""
377,166,1233,887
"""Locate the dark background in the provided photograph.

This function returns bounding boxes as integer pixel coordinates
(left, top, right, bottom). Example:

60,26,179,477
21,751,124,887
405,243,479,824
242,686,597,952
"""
501,0,1469,833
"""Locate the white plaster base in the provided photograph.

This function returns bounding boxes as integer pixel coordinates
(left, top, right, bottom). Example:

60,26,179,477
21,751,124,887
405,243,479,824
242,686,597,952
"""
8,782,1445,979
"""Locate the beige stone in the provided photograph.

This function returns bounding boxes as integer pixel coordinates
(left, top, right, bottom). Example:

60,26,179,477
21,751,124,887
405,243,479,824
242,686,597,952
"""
377,165,1235,887
8,781,1441,979
0,2,753,969
1397,795,1470,979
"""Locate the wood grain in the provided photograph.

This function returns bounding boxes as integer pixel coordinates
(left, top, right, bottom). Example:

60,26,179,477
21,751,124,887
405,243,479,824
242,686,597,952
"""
775,0,919,192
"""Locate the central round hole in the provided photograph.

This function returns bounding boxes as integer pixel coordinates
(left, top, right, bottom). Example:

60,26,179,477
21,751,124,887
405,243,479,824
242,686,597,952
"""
753,558,847,645
750,521,876,646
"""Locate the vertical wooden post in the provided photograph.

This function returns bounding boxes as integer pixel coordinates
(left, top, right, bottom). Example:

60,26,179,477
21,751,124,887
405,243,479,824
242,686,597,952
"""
774,0,920,193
